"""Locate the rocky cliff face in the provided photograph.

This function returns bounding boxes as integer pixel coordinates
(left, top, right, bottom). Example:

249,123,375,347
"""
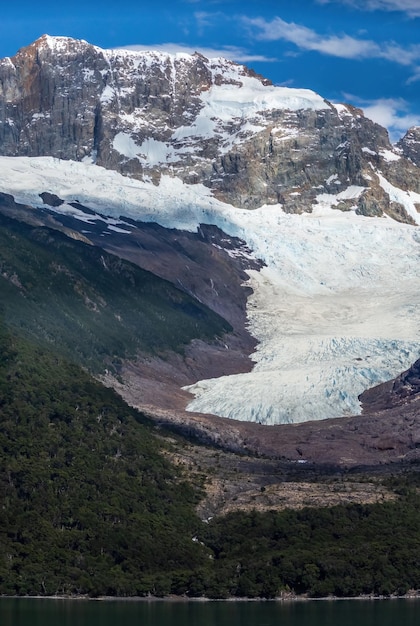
0,35,419,220
398,127,420,165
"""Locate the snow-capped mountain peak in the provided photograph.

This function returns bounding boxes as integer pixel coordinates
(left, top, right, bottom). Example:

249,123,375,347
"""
0,35,420,426
1,34,418,216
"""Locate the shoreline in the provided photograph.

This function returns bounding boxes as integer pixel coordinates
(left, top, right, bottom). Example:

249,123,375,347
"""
2,592,420,603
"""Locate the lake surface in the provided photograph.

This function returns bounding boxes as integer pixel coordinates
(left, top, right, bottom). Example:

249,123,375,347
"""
1,598,420,626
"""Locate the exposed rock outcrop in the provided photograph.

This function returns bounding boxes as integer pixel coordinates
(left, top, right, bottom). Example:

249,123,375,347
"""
397,126,420,166
360,358,420,412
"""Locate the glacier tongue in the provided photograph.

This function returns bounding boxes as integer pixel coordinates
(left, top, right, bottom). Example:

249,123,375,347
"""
184,210,420,424
184,325,420,424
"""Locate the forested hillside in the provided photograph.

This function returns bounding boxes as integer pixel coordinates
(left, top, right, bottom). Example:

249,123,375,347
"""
1,320,420,598
0,321,210,596
0,212,230,373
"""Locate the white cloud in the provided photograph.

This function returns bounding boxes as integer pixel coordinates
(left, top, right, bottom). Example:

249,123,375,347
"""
244,16,420,65
342,95,420,140
317,0,420,17
116,42,275,63
407,67,420,84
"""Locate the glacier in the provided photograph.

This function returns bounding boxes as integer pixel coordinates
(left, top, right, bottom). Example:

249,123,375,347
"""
1,155,420,424
184,200,420,423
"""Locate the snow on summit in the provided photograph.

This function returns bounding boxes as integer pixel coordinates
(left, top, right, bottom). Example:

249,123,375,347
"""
103,45,328,163
0,155,420,425
104,43,328,115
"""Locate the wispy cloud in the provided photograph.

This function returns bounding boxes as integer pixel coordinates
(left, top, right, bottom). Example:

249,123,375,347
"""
116,42,275,63
244,16,420,65
317,0,420,18
407,67,420,84
343,95,420,140
194,11,220,31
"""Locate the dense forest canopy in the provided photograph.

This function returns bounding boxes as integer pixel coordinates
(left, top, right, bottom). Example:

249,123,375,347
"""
1,320,420,598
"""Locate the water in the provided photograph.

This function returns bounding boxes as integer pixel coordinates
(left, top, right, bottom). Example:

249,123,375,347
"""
1,598,420,626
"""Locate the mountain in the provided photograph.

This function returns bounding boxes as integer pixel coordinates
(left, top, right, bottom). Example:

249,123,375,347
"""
1,34,419,219
0,35,419,432
2,35,420,600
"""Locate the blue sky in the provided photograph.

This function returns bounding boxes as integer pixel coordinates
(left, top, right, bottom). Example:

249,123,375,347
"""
1,0,420,140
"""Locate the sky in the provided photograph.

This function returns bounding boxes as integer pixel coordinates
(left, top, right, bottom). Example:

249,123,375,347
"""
1,0,420,141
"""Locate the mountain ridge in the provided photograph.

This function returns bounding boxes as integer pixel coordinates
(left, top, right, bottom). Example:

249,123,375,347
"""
0,34,419,219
